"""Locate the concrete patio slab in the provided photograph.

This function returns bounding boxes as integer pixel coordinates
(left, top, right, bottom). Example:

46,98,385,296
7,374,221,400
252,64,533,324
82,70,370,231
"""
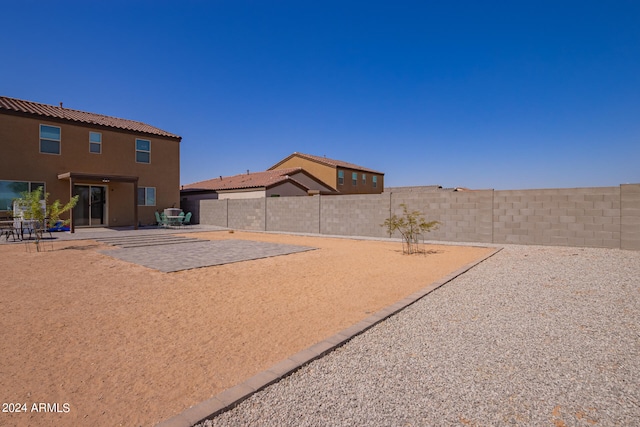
99,239,316,273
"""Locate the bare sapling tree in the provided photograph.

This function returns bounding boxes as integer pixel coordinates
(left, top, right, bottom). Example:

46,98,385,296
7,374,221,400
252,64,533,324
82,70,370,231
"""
382,204,440,254
17,186,78,252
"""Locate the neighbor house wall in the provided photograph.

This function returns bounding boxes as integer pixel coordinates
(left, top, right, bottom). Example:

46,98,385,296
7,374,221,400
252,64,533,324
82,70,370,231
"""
271,156,385,194
288,171,335,193
218,189,266,200
272,157,337,189
265,181,309,197
197,184,640,250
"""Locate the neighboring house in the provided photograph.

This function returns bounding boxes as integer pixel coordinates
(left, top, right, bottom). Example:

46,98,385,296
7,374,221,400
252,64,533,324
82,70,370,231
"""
268,152,384,194
0,96,181,231
181,168,336,202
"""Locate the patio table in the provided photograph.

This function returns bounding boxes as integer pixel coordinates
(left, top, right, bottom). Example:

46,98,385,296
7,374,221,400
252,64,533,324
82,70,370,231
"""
166,215,183,227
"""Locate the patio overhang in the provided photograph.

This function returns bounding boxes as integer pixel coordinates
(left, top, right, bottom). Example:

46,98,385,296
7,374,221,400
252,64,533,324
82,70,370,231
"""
57,172,139,233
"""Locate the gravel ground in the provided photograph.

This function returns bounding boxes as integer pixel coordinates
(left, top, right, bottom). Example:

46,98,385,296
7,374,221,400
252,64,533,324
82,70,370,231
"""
197,245,640,427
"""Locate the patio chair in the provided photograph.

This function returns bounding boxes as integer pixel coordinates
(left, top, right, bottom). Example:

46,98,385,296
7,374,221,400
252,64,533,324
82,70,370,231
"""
1,220,17,241
155,211,168,228
182,212,192,226
177,212,185,226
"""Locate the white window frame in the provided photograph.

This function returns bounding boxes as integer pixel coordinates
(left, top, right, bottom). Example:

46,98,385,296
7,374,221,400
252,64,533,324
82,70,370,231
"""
373,176,378,188
338,170,344,185
362,173,366,185
89,132,102,154
137,187,156,206
352,172,358,186
40,124,61,155
135,139,151,164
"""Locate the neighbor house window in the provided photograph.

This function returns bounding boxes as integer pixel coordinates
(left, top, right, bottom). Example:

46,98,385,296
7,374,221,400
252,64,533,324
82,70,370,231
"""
352,172,358,186
137,187,156,206
136,139,151,163
0,181,45,211
40,124,61,154
89,132,102,154
373,176,378,188
362,173,366,185
338,170,344,185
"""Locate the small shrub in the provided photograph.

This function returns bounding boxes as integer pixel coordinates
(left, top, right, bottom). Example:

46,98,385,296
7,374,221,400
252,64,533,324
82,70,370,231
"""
16,187,78,251
382,204,440,254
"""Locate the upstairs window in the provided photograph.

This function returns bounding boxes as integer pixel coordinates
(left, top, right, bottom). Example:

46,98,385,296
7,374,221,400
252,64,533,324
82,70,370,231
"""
90,132,102,154
362,173,366,185
373,176,378,188
338,170,344,185
136,139,151,163
352,172,357,186
40,125,61,154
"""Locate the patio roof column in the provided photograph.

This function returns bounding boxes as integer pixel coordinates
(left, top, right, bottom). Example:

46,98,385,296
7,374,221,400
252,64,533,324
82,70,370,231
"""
58,172,139,231
133,179,139,230
69,175,75,233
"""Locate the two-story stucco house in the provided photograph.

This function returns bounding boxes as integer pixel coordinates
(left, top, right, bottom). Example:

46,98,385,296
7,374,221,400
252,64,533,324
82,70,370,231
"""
0,96,181,231
268,152,384,194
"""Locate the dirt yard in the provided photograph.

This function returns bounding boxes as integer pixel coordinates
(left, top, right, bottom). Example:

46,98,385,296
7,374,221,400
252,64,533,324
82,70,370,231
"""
0,231,493,426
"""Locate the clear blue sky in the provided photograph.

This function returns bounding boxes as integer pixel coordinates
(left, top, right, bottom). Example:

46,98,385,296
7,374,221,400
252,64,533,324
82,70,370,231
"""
2,1,639,190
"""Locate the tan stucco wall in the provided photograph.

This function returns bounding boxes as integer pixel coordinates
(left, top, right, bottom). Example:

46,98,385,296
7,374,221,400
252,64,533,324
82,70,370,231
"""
272,156,384,194
266,181,309,197
0,113,180,227
288,171,334,193
271,157,337,188
218,189,266,199
335,167,384,194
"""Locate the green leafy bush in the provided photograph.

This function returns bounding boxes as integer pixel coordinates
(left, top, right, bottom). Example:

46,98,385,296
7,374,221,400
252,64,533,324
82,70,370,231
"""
382,204,440,254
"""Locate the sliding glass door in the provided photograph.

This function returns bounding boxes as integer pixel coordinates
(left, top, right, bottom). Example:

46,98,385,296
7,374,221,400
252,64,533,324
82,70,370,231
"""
73,185,106,227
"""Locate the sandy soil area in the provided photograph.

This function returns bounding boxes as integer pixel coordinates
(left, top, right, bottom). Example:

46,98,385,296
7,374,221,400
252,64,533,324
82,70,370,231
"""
0,231,493,426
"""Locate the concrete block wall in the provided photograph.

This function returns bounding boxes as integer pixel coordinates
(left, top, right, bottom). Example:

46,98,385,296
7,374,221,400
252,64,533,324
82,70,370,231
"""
228,198,265,231
200,199,227,227
621,184,640,250
320,194,390,238
390,190,493,243
266,196,320,234
493,187,621,248
197,184,640,250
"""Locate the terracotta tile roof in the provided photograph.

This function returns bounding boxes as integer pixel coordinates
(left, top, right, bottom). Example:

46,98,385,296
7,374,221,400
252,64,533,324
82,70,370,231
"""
0,96,181,140
182,168,306,191
270,152,384,174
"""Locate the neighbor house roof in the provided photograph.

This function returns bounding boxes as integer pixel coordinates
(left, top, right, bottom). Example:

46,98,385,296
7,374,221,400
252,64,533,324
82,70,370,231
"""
182,168,308,192
269,152,384,174
0,96,181,140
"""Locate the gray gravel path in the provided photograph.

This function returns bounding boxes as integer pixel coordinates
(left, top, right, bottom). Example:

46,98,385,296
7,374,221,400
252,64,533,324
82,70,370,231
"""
198,245,640,426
